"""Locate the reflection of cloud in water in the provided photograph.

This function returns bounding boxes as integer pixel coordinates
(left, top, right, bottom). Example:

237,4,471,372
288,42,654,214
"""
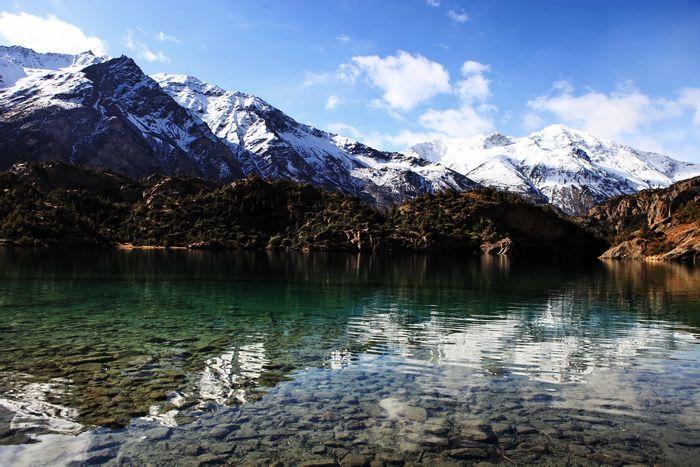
329,349,353,369
0,432,92,465
347,294,699,384
0,372,82,435
199,341,269,405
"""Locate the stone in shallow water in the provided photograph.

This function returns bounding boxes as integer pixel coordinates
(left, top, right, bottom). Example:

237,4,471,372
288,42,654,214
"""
378,398,427,422
73,362,103,372
568,443,592,456
207,442,234,455
83,448,116,464
209,425,235,440
515,425,537,435
420,435,449,448
334,431,354,441
371,453,405,466
183,444,204,457
491,422,514,434
299,459,337,467
424,417,449,435
195,453,224,465
342,452,372,467
145,426,171,441
444,447,492,460
459,420,497,443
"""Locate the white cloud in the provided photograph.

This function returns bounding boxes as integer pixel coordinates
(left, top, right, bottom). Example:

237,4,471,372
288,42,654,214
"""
447,9,469,23
327,122,363,140
461,60,490,75
125,30,169,63
415,59,494,138
335,58,496,150
418,105,495,137
426,0,440,7
301,70,331,87
325,95,341,110
327,124,441,150
526,82,700,159
336,34,350,43
377,129,444,148
679,87,700,125
526,81,679,139
522,112,543,131
455,74,490,103
0,11,106,55
349,50,451,111
155,31,181,44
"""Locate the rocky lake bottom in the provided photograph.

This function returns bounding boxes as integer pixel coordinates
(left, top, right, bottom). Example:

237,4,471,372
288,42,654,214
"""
0,250,698,465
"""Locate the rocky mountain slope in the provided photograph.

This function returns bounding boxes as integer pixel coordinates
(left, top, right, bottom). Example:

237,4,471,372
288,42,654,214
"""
0,161,606,257
0,46,245,181
152,74,478,205
580,176,699,263
0,46,477,205
405,125,700,215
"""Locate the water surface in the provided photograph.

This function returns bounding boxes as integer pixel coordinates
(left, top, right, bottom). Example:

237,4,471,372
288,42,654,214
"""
0,249,698,464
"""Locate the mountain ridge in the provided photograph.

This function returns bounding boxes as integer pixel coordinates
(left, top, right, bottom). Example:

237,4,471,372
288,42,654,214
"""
1,45,699,213
405,125,700,214
0,48,245,180
152,72,479,205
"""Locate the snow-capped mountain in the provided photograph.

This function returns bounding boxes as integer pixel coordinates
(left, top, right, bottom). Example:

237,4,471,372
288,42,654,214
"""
2,45,697,213
0,46,244,181
405,125,700,214
152,74,478,205
0,45,102,88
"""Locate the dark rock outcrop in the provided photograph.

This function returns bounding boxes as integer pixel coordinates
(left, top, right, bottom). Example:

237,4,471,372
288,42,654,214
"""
580,176,700,263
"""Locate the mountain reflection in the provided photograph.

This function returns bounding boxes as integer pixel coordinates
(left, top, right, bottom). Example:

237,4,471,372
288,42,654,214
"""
199,341,270,405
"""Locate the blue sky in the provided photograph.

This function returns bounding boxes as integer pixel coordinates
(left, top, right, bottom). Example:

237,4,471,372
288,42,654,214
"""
1,0,700,161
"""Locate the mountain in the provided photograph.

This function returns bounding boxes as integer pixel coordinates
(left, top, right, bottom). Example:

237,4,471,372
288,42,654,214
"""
0,46,477,204
580,176,699,263
2,46,697,213
152,74,478,205
0,45,102,88
405,125,700,215
0,45,244,181
0,161,607,258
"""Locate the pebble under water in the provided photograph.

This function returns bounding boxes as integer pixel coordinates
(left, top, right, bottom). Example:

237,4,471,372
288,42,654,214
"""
0,249,698,465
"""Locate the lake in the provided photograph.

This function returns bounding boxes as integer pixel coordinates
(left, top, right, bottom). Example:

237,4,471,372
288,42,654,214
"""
0,249,698,465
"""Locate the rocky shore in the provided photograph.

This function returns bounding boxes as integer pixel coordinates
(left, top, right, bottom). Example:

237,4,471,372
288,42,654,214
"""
581,176,700,263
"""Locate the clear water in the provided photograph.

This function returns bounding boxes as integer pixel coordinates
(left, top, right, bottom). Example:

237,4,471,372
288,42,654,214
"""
0,249,698,465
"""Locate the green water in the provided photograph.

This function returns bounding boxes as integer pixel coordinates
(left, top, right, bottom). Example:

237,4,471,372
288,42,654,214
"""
0,249,698,465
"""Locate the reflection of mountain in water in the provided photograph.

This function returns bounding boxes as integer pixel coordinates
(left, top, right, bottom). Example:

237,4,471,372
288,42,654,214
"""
345,291,698,384
199,342,269,405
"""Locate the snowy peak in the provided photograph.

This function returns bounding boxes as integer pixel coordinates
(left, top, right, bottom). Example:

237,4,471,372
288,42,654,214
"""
0,45,103,88
405,126,700,214
483,132,514,148
154,72,478,205
0,50,243,181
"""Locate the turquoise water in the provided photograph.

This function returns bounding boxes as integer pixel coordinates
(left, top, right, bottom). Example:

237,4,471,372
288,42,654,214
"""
0,249,698,464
